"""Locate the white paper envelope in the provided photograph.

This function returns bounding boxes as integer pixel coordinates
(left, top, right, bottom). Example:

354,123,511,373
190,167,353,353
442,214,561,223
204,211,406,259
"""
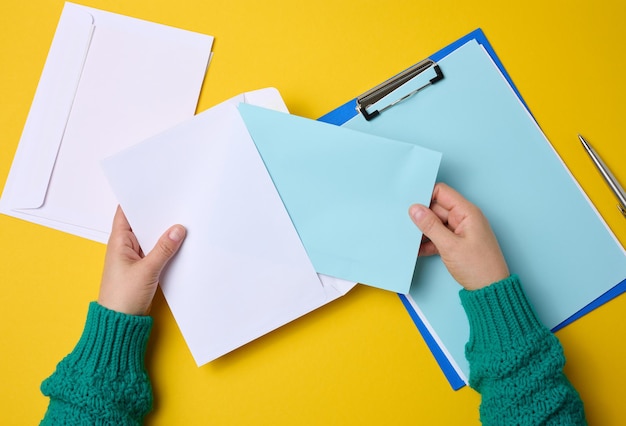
0,2,214,242
101,88,356,365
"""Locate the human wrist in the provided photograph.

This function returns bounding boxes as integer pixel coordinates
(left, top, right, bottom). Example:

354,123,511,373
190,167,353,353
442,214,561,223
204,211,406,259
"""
458,255,510,291
97,295,150,317
462,270,510,291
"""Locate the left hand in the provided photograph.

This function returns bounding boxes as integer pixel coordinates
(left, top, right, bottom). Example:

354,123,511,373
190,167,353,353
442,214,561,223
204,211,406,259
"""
98,206,186,316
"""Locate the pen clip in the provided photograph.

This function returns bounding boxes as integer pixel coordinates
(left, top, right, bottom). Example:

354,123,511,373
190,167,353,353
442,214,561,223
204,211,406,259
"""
356,58,444,121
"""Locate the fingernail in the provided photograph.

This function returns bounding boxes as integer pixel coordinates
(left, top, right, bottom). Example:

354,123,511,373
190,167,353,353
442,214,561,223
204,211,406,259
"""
169,226,185,242
409,205,425,220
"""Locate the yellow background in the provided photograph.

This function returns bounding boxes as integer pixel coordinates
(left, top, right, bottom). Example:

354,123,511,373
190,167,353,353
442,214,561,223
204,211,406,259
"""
1,0,625,424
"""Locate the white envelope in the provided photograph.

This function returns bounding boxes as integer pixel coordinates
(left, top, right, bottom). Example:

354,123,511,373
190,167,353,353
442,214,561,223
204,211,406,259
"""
0,2,214,242
101,88,356,365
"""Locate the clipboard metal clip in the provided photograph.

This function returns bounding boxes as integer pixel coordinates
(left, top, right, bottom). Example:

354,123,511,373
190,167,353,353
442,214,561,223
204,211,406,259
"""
356,59,444,121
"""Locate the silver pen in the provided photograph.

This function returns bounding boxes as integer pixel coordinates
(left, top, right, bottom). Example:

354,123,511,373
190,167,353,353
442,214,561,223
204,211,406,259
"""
578,134,626,217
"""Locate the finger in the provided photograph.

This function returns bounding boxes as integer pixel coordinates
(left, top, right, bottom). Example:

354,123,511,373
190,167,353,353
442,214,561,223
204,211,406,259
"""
107,206,131,248
430,183,475,213
107,206,142,254
142,225,187,276
111,205,132,235
409,204,455,251
430,201,450,224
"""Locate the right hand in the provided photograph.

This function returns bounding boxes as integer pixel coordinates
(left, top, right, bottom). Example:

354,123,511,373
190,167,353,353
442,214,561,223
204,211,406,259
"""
408,183,509,290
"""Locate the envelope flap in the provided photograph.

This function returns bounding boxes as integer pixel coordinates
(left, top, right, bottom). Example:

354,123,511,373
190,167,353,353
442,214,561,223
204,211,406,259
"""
5,4,94,209
318,274,357,300
243,88,289,113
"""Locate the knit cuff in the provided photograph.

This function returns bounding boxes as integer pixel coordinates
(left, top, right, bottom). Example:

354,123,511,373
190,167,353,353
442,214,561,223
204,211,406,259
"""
68,302,153,375
459,275,548,353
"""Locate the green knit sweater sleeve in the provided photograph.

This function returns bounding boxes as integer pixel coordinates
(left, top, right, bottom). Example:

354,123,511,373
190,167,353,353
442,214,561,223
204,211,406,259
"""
40,302,153,425
459,275,586,425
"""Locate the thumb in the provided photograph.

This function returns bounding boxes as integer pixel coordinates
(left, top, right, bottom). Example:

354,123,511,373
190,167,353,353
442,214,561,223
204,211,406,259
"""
409,204,454,250
142,225,186,277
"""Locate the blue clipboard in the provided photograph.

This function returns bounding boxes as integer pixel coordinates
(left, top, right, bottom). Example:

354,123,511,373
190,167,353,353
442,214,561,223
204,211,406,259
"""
318,28,626,390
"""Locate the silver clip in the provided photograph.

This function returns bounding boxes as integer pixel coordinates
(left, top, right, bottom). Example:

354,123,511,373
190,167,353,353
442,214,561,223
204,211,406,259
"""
356,59,444,121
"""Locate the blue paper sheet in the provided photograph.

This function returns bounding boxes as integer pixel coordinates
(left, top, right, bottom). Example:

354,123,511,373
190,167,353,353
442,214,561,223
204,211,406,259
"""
239,104,442,294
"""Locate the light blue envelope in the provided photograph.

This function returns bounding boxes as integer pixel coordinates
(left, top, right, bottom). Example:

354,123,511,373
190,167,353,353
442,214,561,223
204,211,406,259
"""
238,104,442,294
